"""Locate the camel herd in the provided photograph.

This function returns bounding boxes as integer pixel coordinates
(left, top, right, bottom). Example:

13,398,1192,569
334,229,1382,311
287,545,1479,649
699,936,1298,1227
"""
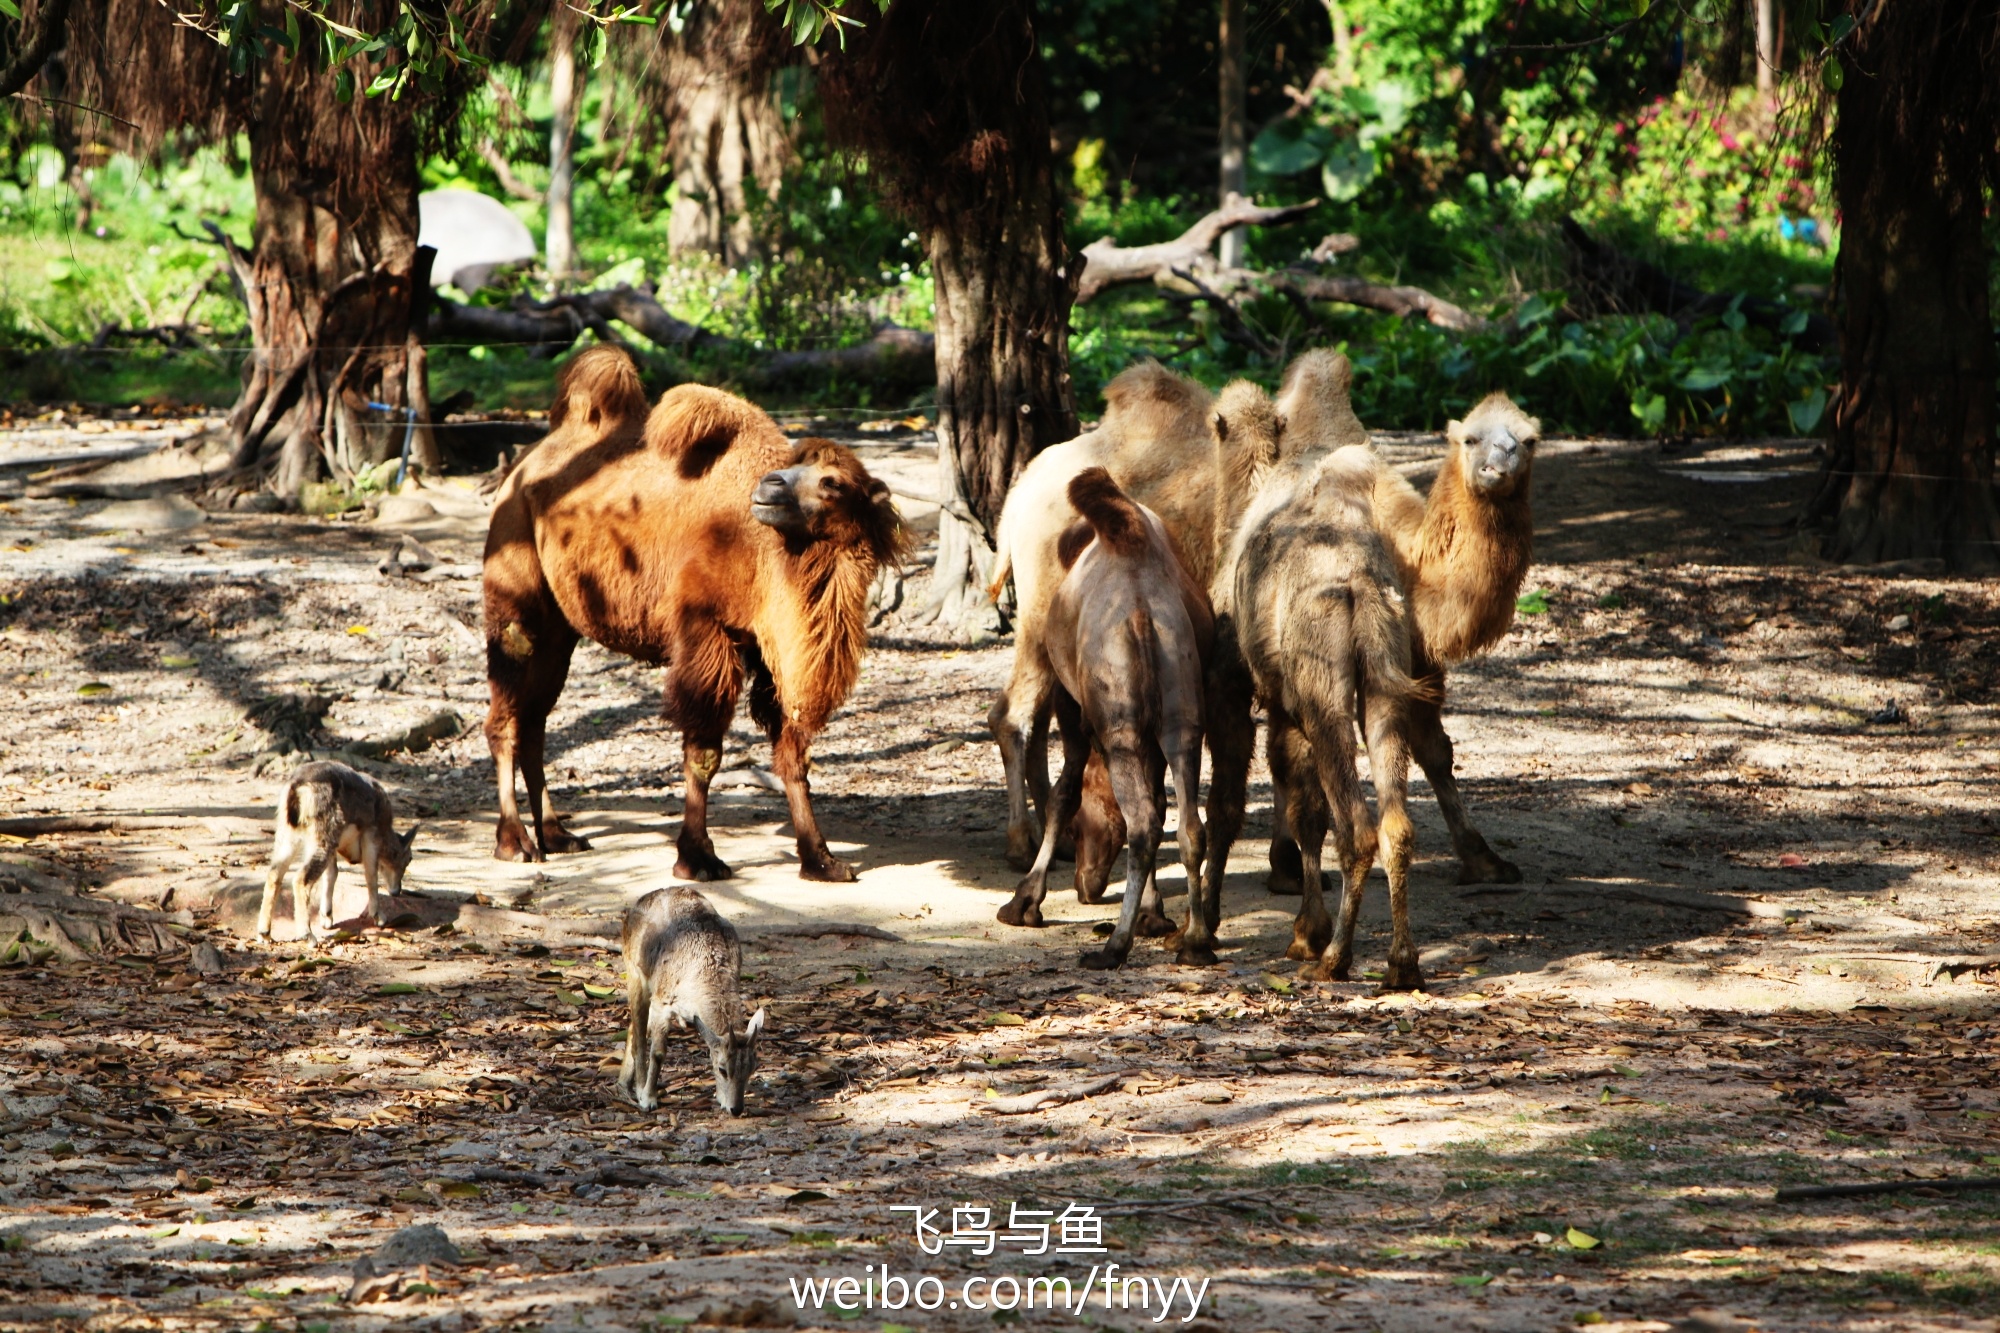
473,343,1538,994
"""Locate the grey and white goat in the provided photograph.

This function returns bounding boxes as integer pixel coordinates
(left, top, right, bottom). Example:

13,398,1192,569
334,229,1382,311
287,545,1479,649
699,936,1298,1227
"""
617,887,766,1116
258,761,418,943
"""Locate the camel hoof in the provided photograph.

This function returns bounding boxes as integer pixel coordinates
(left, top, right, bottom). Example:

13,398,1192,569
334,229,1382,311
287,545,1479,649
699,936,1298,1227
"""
1378,964,1426,994
1175,944,1219,967
995,898,1044,929
1457,851,1522,885
1134,910,1176,939
1073,876,1113,906
493,828,536,863
1079,946,1126,971
801,857,858,883
541,826,593,855
674,853,734,882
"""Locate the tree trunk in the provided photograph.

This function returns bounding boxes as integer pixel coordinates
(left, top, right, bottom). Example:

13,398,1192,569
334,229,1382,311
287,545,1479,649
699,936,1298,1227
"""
219,55,427,498
1217,0,1247,269
546,6,580,280
662,0,790,264
1808,2,2000,570
1754,0,1776,94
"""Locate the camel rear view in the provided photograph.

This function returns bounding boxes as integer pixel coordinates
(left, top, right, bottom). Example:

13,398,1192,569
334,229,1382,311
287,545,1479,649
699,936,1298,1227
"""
995,468,1217,969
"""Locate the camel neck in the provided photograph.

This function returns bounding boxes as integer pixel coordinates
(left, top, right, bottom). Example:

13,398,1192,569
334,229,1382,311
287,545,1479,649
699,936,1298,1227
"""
1413,448,1534,663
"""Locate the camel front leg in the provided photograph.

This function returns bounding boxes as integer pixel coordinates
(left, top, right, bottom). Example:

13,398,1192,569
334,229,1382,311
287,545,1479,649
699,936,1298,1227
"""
998,692,1087,927
1196,621,1254,920
991,646,1057,871
771,723,855,883
675,737,731,881
1408,687,1518,884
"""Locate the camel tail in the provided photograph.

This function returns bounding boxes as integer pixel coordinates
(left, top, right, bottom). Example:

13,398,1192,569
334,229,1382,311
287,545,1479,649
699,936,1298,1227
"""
985,534,1013,602
1125,607,1164,744
1066,467,1148,557
1349,572,1417,702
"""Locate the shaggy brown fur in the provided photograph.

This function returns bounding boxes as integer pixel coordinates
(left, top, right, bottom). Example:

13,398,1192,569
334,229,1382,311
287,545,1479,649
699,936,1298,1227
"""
1363,390,1539,886
1274,348,1371,456
996,470,1215,969
1230,444,1424,988
482,346,907,882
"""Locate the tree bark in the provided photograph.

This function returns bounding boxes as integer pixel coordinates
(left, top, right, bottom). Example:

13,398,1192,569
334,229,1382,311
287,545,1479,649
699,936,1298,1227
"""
217,54,428,497
545,5,580,280
1808,2,2000,570
660,0,791,263
1217,0,1247,269
0,0,72,100
1754,0,1776,95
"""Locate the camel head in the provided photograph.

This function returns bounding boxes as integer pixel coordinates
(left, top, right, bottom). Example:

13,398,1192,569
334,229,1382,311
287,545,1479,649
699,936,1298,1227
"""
1448,392,1540,498
751,438,909,565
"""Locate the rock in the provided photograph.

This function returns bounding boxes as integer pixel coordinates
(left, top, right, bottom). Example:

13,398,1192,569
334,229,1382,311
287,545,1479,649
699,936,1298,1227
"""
1884,614,1913,631
377,534,442,578
232,492,285,514
375,494,441,525
347,1222,460,1303
188,941,225,976
81,495,205,533
436,1140,497,1160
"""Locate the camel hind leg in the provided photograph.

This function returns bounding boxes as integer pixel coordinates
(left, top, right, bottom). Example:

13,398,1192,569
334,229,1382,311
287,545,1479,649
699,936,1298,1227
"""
990,646,1057,871
1165,724,1215,966
1408,683,1518,884
1268,713,1335,966
1305,705,1379,986
1365,699,1422,992
1080,732,1165,971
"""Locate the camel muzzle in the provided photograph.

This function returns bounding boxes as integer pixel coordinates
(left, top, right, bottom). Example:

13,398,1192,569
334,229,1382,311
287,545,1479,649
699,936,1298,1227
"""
752,469,807,528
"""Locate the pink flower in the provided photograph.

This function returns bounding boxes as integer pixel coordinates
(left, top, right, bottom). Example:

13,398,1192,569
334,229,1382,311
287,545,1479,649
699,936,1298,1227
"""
1718,130,1741,152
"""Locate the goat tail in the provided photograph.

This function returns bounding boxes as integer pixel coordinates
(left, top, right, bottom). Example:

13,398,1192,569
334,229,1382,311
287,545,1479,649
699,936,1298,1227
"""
1067,467,1148,557
283,779,319,832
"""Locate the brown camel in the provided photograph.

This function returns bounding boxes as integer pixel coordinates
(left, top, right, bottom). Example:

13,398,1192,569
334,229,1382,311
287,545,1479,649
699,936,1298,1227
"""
1230,443,1423,988
482,344,907,882
994,470,1215,969
985,362,1219,876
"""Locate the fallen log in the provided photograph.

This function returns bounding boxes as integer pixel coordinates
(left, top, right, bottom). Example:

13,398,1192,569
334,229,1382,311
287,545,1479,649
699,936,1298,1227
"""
0,893,195,961
1775,1177,2000,1202
1075,193,1325,302
425,285,936,387
986,1070,1128,1115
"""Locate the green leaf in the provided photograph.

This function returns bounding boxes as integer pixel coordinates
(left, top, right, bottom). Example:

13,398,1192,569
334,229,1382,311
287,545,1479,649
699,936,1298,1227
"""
0,0,22,20
1631,393,1667,434
438,1181,480,1199
582,983,618,1000
1515,589,1549,616
1250,119,1330,176
150,1225,180,1238
985,1011,1026,1027
375,982,421,996
77,682,112,697
555,989,588,1006
334,70,355,104
1779,309,1809,336
161,656,198,669
1678,367,1731,392
1597,593,1625,610
1566,1226,1601,1250
1787,387,1828,435
1822,57,1844,92
1453,1273,1494,1287
1320,138,1377,202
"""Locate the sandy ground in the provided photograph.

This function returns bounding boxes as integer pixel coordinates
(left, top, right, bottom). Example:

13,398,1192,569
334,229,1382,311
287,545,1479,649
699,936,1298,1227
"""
0,407,1996,1333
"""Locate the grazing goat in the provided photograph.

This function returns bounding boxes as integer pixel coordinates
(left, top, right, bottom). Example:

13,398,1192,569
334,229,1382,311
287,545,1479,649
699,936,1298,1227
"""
1228,444,1426,989
995,470,1215,969
257,761,418,943
617,886,765,1116
483,344,907,882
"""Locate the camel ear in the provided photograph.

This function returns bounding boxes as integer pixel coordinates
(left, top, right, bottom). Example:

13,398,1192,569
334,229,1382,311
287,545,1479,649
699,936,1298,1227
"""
1213,410,1229,442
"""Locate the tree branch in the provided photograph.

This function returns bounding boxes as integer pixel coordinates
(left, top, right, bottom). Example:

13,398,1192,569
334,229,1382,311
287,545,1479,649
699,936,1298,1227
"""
0,0,76,101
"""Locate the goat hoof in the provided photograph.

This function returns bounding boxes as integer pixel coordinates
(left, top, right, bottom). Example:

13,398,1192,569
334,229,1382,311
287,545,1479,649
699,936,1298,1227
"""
1457,850,1521,885
1174,944,1219,967
995,898,1043,929
1134,910,1176,939
801,856,857,883
674,853,734,882
1079,947,1126,971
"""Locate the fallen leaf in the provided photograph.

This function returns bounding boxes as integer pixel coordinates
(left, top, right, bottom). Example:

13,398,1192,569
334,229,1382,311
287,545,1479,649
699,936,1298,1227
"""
161,655,198,669
786,1190,830,1205
1566,1227,1601,1250
149,1226,179,1238
1778,853,1808,869
1453,1273,1493,1287
582,983,618,1000
77,682,112,697
347,625,371,636
376,983,421,996
437,1182,480,1199
986,1012,1027,1027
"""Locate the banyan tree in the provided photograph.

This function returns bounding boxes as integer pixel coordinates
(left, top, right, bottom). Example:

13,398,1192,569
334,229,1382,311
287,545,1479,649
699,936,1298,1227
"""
30,0,515,496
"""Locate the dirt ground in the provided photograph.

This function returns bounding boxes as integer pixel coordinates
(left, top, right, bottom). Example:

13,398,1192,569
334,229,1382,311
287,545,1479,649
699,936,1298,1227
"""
0,404,1997,1333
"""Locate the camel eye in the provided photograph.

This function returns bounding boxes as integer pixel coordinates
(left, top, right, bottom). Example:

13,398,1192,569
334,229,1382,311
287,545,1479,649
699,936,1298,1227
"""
820,475,844,493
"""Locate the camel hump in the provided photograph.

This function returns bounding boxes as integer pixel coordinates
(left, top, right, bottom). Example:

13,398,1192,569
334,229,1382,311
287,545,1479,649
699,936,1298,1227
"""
550,344,648,433
1067,467,1149,558
1099,360,1214,438
645,384,779,463
1276,348,1370,455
